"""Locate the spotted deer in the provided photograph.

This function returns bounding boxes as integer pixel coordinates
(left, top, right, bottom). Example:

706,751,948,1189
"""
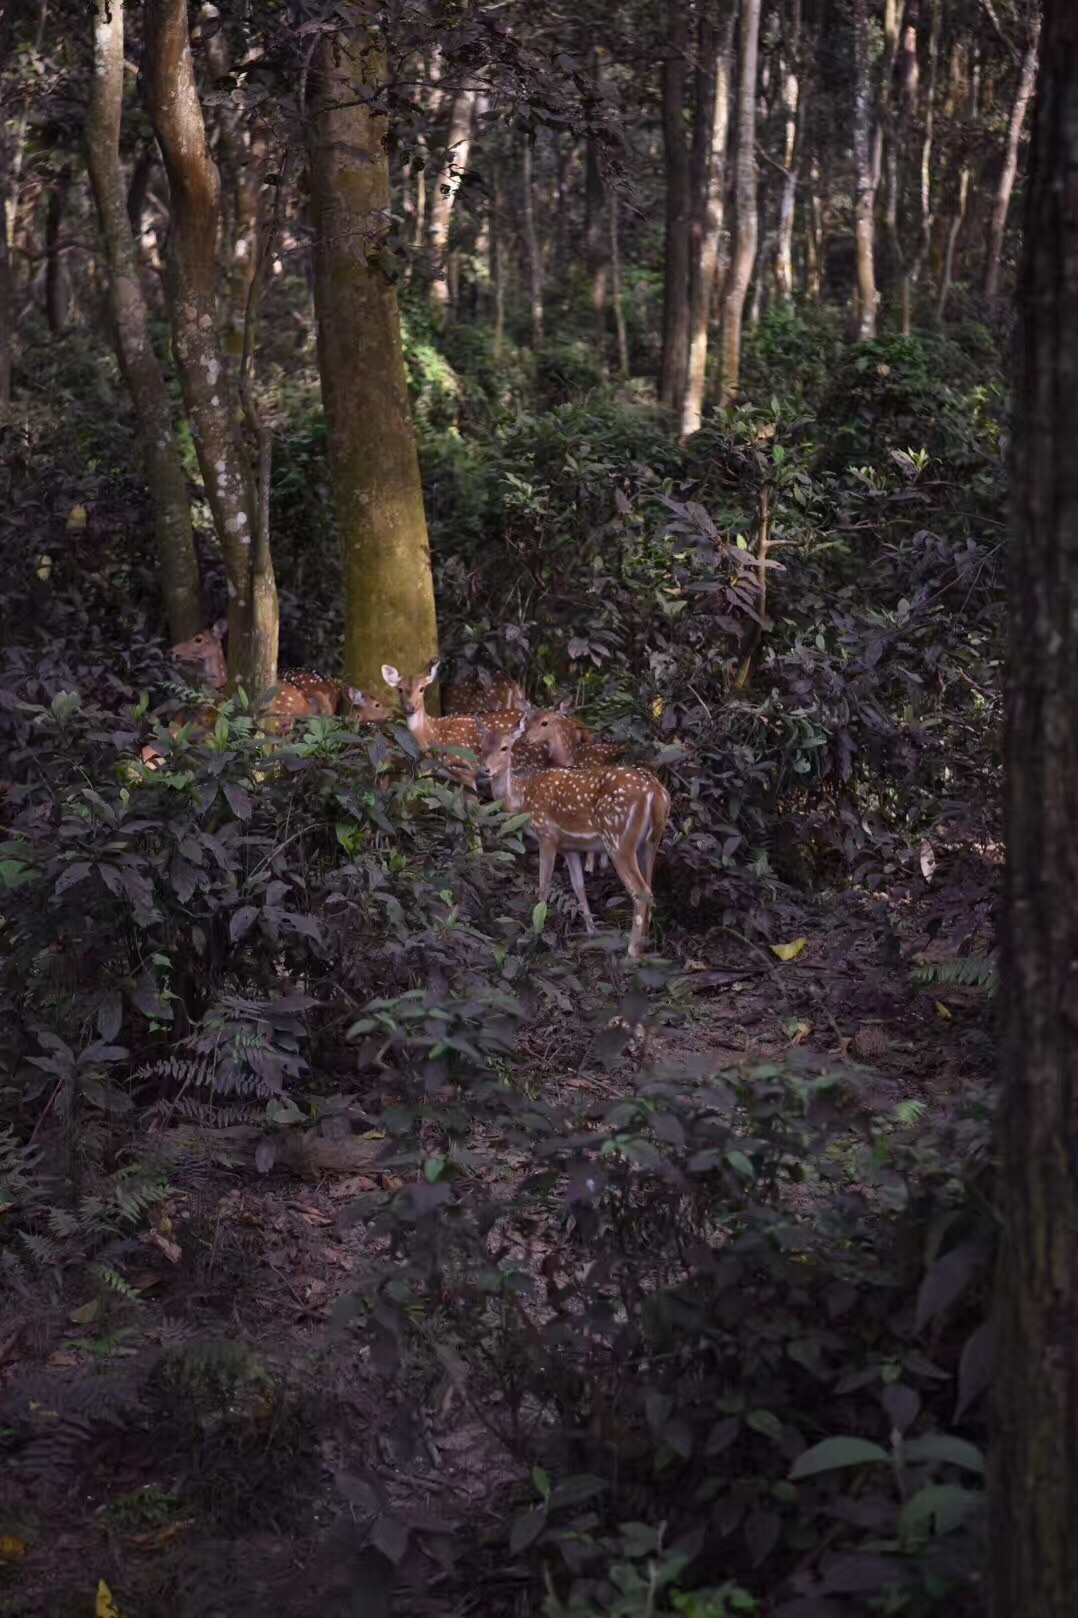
441,669,526,716
381,658,547,791
143,624,389,768
518,700,628,871
476,715,670,959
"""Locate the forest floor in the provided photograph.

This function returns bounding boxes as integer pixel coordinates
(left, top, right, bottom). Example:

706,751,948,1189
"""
0,835,999,1618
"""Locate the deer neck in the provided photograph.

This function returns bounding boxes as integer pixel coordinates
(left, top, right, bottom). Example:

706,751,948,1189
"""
492,755,526,812
406,703,435,748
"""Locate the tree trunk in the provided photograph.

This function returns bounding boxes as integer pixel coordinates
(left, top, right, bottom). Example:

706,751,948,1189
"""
491,154,507,360
984,13,1041,304
87,0,202,641
774,0,802,304
610,190,629,377
659,0,691,414
306,28,438,697
936,44,979,327
126,142,156,240
142,0,273,691
718,0,762,405
852,0,879,339
44,167,71,335
994,6,1078,1615
521,134,544,347
908,0,941,315
585,123,610,355
681,0,735,438
428,85,476,320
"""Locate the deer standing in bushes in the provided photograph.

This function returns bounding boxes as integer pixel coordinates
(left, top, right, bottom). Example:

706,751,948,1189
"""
381,658,547,792
477,714,670,959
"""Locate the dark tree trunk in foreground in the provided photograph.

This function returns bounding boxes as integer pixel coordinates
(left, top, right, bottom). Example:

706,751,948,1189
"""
659,0,691,414
87,0,202,641
143,0,275,689
994,6,1078,1615
306,27,439,696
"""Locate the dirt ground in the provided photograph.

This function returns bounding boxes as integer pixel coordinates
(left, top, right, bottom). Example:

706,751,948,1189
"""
0,835,998,1618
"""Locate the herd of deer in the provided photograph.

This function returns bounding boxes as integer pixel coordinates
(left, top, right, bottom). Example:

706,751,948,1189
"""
144,620,671,959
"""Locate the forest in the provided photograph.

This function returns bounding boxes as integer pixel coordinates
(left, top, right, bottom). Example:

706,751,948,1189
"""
0,0,1072,1613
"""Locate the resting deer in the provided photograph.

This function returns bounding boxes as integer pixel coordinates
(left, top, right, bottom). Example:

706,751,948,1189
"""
143,624,388,768
441,670,525,716
381,658,546,791
477,715,670,959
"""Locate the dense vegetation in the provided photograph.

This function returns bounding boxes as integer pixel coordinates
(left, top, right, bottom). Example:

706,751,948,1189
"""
0,0,1040,1614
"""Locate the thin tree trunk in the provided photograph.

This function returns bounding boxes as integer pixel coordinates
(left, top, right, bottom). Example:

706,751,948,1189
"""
659,0,691,413
774,0,802,304
521,134,544,347
682,1,735,438
143,0,273,690
805,152,823,299
585,123,610,355
428,85,476,319
937,46,979,326
908,0,941,313
87,0,202,641
852,0,879,339
491,155,507,359
126,143,156,240
610,189,629,377
0,0,13,417
994,5,1078,1614
306,28,439,696
45,167,70,334
202,4,262,369
718,0,762,405
984,13,1041,304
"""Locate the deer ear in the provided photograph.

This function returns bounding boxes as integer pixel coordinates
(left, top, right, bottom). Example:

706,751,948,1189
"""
556,696,574,714
381,665,400,688
211,617,228,642
426,657,441,681
344,686,363,703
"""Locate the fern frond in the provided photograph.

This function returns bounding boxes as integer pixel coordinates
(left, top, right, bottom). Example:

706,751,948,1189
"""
911,955,998,995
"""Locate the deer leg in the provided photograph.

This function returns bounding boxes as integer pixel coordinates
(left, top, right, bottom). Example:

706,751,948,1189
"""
585,852,596,875
537,837,557,906
563,851,596,934
606,830,654,960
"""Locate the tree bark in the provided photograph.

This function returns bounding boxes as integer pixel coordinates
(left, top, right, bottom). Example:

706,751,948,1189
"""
718,0,761,405
610,189,629,377
491,152,507,359
428,85,476,319
936,42,980,326
44,166,71,335
908,0,941,315
984,12,1041,304
520,134,544,347
994,6,1078,1615
585,123,610,355
142,0,273,691
681,0,735,438
201,4,263,370
87,0,202,642
774,0,802,304
659,0,691,414
852,0,879,339
306,27,438,696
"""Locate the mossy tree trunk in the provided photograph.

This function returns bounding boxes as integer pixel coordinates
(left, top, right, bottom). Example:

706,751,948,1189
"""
994,4,1078,1612
306,25,438,697
87,0,202,642
142,0,276,691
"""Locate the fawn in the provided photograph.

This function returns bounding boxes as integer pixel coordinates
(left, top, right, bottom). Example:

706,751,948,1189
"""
477,715,670,959
381,658,546,790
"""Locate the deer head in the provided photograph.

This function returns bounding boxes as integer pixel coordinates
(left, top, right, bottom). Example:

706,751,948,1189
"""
381,658,440,717
170,617,228,690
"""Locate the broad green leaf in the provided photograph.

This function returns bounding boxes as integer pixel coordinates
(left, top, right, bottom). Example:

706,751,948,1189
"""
790,1435,890,1479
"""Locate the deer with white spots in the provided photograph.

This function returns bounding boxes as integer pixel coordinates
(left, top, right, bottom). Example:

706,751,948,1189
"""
381,658,546,791
441,669,526,716
141,622,389,768
476,715,671,959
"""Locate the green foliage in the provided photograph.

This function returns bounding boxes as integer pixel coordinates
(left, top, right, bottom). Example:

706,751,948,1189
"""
911,957,999,996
